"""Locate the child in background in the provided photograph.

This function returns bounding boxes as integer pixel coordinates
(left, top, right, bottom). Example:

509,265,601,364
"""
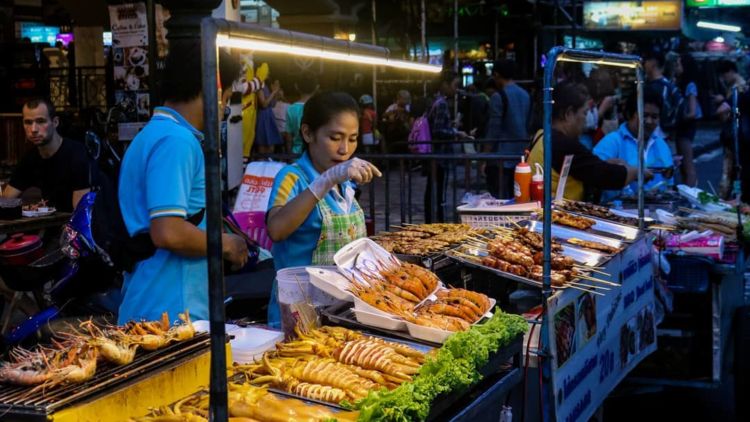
359,94,378,152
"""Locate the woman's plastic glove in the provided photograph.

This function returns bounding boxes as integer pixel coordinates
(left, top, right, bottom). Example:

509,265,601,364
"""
308,158,382,200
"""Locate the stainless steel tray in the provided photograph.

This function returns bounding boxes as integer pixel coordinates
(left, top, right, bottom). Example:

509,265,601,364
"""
565,212,641,241
524,220,625,252
446,246,607,293
445,247,548,290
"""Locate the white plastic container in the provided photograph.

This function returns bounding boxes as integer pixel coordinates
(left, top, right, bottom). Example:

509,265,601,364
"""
230,326,284,364
192,320,240,335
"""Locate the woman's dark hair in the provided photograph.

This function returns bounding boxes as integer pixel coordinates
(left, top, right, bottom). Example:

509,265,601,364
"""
552,81,590,121
300,92,360,147
678,54,700,92
624,88,663,119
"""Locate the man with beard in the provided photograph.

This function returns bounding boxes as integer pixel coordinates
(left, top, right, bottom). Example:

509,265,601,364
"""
2,98,96,212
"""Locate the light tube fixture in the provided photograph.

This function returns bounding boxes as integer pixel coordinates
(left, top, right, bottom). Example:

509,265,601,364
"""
697,21,742,32
557,55,639,69
216,34,441,73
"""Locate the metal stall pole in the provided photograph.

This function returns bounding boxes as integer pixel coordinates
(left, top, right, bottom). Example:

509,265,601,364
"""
636,67,645,230
540,46,558,422
372,0,378,114
542,47,644,421
732,87,743,239
421,0,427,98
199,18,229,422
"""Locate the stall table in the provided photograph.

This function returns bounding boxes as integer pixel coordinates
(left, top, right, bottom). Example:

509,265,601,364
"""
0,213,71,235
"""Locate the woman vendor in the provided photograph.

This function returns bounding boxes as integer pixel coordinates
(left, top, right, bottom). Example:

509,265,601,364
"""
528,81,644,201
266,92,382,326
593,89,673,202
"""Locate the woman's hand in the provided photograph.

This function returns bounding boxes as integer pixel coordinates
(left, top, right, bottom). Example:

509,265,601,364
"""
308,158,382,199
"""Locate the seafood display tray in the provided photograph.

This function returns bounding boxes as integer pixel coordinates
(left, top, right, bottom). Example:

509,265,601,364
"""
557,211,642,241
321,302,443,347
446,247,610,293
523,220,625,251
0,332,211,419
322,304,524,421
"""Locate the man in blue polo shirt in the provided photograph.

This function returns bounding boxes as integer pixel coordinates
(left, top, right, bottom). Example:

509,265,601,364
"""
594,89,672,203
117,41,248,324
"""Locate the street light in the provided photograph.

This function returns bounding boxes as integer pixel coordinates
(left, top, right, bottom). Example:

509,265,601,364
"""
697,21,742,32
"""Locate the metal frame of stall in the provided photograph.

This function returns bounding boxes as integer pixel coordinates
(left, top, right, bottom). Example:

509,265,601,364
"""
626,83,747,392
198,18,447,419
540,47,646,421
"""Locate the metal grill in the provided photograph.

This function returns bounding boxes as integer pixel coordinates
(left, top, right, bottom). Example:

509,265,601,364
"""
0,332,210,418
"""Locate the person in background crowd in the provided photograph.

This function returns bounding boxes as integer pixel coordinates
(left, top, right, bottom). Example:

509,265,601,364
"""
594,89,672,202
713,60,748,198
272,84,289,137
385,90,411,114
358,94,378,152
644,51,682,141
283,72,318,154
527,81,643,201
382,90,412,153
582,67,617,149
426,71,473,223
484,59,531,199
2,98,97,213
116,43,248,324
671,53,702,187
265,92,381,327
254,64,283,154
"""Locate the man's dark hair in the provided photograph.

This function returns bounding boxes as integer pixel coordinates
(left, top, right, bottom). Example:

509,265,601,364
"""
624,88,663,119
295,71,318,95
439,70,459,86
23,98,57,119
492,59,516,80
484,77,497,91
643,51,665,70
161,41,239,103
717,60,738,76
552,81,590,121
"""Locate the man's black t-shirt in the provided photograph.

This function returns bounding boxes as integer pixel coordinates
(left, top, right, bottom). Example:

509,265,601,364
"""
9,138,95,212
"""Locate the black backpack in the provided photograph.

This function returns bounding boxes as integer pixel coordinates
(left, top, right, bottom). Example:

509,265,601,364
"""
86,174,204,273
654,78,684,132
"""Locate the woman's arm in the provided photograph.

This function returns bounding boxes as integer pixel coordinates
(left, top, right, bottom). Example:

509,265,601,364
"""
258,88,275,108
266,189,319,242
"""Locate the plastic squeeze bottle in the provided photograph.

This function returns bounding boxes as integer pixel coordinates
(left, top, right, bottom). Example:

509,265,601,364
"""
531,162,544,201
513,155,532,202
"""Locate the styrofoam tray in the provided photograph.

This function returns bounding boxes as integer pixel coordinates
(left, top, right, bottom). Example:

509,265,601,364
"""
352,308,408,331
334,237,395,273
307,266,355,301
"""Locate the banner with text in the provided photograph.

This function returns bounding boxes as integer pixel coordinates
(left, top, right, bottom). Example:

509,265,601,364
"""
548,236,657,422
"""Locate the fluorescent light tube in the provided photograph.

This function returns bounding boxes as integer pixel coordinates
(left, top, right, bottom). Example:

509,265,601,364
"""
216,34,441,73
697,21,741,32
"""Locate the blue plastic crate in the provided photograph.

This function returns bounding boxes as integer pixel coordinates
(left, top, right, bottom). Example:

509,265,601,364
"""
665,254,713,293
